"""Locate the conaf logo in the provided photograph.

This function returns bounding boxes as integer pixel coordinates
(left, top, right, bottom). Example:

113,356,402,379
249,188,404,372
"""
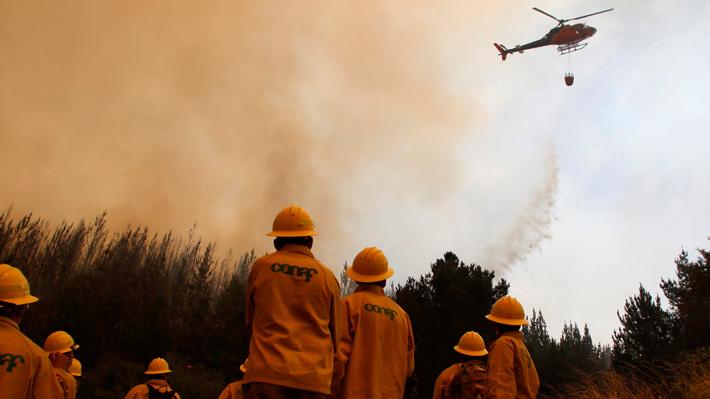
270,263,318,282
364,303,399,320
0,353,25,373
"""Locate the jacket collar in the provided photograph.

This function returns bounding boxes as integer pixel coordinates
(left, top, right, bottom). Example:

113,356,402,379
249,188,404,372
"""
280,244,315,258
461,358,486,370
501,330,525,341
147,379,170,387
0,315,19,330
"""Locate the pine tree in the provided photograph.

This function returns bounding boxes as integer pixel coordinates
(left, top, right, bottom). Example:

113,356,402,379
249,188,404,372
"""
523,310,557,390
660,245,710,351
612,284,676,366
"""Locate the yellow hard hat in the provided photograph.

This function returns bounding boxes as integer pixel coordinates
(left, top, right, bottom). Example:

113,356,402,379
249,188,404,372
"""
454,331,488,357
0,264,38,305
266,205,319,237
69,358,82,377
43,331,79,354
485,295,528,326
239,358,248,373
347,247,394,283
145,357,172,375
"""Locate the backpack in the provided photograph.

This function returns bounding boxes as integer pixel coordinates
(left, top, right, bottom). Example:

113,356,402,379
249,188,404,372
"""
146,383,177,399
442,362,486,399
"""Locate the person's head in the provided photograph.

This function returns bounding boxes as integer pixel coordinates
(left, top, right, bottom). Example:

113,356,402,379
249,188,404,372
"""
454,331,488,362
485,295,528,337
0,264,38,324
266,205,318,249
347,247,394,286
145,357,172,380
491,322,521,337
357,280,386,288
44,331,79,370
273,236,313,250
0,302,29,322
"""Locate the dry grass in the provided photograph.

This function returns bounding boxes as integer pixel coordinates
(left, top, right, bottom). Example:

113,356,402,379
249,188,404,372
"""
544,348,710,399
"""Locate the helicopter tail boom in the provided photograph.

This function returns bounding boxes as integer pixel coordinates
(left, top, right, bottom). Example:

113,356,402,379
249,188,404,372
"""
494,43,508,60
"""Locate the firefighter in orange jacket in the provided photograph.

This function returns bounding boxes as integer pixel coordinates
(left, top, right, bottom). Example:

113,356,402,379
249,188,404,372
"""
0,263,64,399
337,247,414,399
44,330,80,399
432,331,487,399
243,205,343,399
485,296,539,399
69,359,82,380
123,357,181,399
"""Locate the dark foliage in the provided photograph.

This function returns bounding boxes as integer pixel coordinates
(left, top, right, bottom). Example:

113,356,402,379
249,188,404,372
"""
661,245,710,352
393,251,508,397
612,284,677,367
524,310,609,396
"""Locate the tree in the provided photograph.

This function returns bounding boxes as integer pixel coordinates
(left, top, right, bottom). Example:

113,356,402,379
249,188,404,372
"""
612,284,677,366
525,313,608,393
660,245,710,351
524,309,552,350
523,309,557,390
339,261,356,297
394,252,508,397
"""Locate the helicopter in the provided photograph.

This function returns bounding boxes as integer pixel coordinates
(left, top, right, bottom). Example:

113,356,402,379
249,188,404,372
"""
494,7,613,61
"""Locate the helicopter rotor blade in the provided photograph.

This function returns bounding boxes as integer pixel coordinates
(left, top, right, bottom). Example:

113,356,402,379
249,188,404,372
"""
532,7,563,24
564,8,614,23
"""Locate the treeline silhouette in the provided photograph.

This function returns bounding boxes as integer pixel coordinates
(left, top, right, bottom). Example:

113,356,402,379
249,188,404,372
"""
0,210,252,398
0,210,707,398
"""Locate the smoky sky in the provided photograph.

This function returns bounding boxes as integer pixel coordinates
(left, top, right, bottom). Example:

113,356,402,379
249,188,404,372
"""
0,1,556,272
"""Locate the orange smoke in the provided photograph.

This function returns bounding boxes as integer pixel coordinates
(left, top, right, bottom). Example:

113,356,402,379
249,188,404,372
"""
0,1,551,271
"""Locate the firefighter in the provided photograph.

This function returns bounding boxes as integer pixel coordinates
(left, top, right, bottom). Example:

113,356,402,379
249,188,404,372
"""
44,330,80,399
123,357,181,399
69,359,82,396
337,247,414,399
218,359,247,399
485,296,539,399
0,263,64,399
432,331,487,399
243,205,343,399
69,358,82,379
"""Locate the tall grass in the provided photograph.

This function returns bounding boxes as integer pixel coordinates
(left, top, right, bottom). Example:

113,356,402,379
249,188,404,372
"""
543,348,710,399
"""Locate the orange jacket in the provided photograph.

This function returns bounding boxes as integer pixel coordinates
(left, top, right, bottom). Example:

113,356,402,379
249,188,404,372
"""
54,367,77,399
244,244,343,395
485,331,539,399
123,379,181,399
0,316,64,399
218,380,244,399
432,360,486,399
337,285,414,399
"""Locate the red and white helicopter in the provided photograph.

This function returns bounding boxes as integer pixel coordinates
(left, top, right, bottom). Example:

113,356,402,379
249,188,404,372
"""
494,7,613,61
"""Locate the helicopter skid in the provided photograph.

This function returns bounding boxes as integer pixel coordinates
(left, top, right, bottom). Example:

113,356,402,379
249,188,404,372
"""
557,42,588,55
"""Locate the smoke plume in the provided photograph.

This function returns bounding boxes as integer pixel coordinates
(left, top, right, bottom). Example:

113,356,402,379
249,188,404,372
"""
0,1,555,273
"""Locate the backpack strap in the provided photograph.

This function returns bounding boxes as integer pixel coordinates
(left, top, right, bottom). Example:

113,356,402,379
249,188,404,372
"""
146,383,175,398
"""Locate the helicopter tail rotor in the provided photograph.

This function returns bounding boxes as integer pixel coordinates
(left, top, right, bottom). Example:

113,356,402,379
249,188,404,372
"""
494,43,508,61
